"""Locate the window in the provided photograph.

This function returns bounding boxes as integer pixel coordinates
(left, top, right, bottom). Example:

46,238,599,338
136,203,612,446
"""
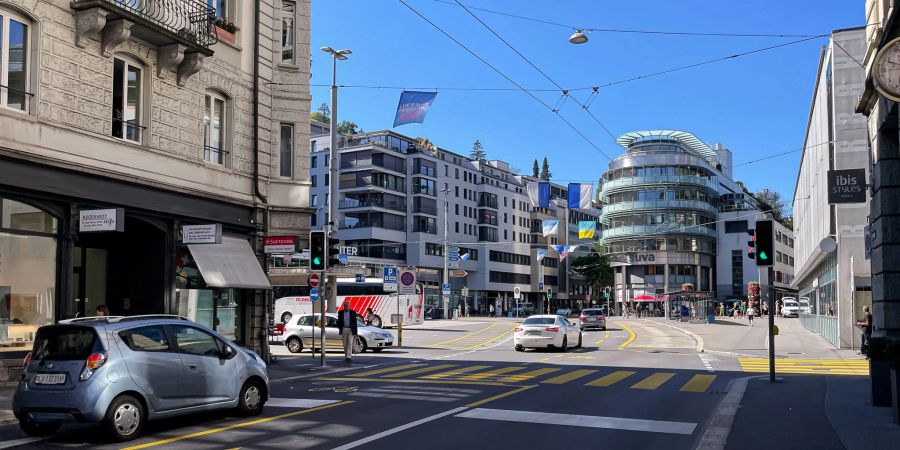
413,216,437,234
210,0,228,19
325,174,329,186
204,92,226,164
311,194,318,206
280,123,293,177
281,1,295,63
311,175,317,187
0,9,29,111
426,243,444,256
112,57,143,142
172,325,222,357
119,326,170,352
311,155,317,168
310,212,317,227
455,222,459,233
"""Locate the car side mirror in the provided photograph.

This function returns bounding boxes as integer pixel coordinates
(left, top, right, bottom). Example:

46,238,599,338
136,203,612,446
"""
220,345,235,359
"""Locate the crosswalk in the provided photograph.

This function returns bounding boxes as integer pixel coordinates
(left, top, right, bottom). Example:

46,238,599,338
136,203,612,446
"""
326,363,725,394
425,323,517,350
738,358,869,376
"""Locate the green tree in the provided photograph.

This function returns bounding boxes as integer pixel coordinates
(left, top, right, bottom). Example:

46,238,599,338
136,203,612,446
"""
752,188,788,222
540,157,552,181
571,252,614,301
595,175,604,203
532,159,539,177
310,103,330,123
470,140,486,161
337,120,359,136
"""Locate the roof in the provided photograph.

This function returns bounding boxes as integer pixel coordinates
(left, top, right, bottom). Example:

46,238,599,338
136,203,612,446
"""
616,130,717,160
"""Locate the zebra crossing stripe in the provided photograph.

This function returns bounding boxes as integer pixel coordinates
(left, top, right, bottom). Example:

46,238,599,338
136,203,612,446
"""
680,374,716,392
586,371,635,387
541,369,598,385
423,365,492,379
350,364,426,377
499,368,561,383
382,364,458,378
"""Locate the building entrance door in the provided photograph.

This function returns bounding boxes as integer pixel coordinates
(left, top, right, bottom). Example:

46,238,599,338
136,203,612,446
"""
68,247,108,318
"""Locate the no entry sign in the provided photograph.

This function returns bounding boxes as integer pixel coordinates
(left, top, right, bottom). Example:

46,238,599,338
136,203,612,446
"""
308,273,320,288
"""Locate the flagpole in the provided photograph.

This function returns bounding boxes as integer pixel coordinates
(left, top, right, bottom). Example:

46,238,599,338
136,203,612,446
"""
563,201,570,314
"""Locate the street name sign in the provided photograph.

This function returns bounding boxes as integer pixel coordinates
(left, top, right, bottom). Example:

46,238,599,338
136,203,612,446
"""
449,270,468,277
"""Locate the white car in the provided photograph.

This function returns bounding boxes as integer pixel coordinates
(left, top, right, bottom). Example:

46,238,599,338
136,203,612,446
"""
282,313,394,354
514,315,582,352
798,297,811,314
781,299,800,318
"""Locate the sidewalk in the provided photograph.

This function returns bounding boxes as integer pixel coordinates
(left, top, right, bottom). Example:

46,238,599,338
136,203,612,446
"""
725,375,900,450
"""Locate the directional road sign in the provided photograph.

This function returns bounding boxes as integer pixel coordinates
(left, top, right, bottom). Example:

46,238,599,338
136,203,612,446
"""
339,254,349,265
448,246,460,253
308,273,320,288
449,270,468,277
310,288,320,303
448,262,460,269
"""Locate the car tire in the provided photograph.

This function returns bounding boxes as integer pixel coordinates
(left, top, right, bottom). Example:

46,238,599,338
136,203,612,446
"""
237,379,266,416
353,336,368,354
19,419,60,437
601,326,606,331
103,394,144,442
286,336,303,353
560,337,568,352
371,315,383,328
515,345,524,352
576,333,583,348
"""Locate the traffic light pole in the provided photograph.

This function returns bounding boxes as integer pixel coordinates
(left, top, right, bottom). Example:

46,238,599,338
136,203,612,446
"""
767,266,776,382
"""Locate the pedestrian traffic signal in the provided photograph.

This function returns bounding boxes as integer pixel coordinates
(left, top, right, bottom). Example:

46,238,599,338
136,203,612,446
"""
747,228,756,259
755,220,774,266
309,231,326,271
547,287,553,299
327,237,341,268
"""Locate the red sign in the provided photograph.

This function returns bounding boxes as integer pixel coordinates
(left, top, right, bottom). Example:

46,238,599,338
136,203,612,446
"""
308,273,320,288
264,236,297,253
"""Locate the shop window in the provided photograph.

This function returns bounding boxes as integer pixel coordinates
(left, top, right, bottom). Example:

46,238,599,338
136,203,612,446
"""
0,198,58,353
204,91,228,165
0,8,31,112
112,56,144,142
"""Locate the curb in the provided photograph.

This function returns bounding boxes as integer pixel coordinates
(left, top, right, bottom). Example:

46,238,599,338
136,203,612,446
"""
695,376,753,450
642,319,705,353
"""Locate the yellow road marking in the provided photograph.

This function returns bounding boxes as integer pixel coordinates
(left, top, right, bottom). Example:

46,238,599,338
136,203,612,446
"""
466,385,537,408
121,401,351,450
631,372,675,390
349,363,426,377
680,374,716,393
382,364,458,378
541,369,598,385
739,358,869,375
315,376,509,387
422,365,492,379
426,322,498,348
462,324,518,350
617,322,637,349
586,370,635,387
459,366,526,380
498,368,561,383
595,329,610,346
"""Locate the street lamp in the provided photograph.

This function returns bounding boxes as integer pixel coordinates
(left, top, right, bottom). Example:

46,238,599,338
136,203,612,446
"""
569,30,589,44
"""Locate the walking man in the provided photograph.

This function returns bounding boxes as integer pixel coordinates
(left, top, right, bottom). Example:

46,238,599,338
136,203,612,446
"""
337,301,359,362
857,306,873,355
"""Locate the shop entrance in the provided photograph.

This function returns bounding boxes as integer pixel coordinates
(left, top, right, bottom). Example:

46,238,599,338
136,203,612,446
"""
65,216,167,319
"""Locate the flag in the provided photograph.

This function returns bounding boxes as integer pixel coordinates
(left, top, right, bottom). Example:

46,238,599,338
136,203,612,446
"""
568,183,593,209
559,251,570,261
578,221,596,239
527,181,551,208
542,219,559,237
553,244,577,254
393,91,438,127
460,252,471,261
536,249,547,260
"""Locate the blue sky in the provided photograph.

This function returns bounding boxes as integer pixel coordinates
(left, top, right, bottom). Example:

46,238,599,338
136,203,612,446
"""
309,0,863,202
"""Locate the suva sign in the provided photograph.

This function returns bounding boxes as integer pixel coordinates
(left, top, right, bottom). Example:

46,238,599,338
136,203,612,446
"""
628,254,656,263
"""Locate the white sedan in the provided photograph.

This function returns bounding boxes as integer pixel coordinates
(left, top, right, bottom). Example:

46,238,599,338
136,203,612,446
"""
514,315,582,352
282,313,394,353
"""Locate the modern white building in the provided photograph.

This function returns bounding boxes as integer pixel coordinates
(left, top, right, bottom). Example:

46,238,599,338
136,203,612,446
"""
792,27,869,349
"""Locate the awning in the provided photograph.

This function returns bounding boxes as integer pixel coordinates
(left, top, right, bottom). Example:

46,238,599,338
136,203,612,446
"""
189,237,272,290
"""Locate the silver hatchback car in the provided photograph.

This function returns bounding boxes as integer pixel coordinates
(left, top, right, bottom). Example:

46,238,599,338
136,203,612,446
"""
13,316,269,442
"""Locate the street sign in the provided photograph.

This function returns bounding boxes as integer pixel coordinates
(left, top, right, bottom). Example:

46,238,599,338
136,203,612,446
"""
514,287,521,299
339,254,349,265
449,270,468,277
448,255,459,262
308,273,320,288
310,288,320,303
448,246,460,252
442,283,451,295
539,282,544,290
449,262,460,269
383,266,398,292
355,274,366,283
399,269,416,295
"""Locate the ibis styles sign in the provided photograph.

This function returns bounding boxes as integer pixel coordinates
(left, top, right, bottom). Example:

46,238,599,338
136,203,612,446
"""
827,169,866,204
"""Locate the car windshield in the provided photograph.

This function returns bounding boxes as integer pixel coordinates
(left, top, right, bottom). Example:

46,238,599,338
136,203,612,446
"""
581,310,603,316
785,302,798,306
522,317,556,325
32,326,98,361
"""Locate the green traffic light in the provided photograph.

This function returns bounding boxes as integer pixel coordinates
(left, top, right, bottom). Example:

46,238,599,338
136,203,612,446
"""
759,251,768,260
313,257,321,265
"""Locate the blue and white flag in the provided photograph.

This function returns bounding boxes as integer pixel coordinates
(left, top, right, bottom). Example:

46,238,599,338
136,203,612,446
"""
553,244,578,261
460,252,471,261
393,91,438,127
542,219,559,237
527,181,551,208
536,249,547,260
568,183,593,209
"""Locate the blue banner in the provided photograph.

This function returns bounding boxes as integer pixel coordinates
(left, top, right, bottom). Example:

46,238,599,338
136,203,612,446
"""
393,91,438,127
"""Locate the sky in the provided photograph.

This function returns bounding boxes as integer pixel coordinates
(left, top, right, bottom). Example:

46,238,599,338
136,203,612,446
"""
309,0,864,202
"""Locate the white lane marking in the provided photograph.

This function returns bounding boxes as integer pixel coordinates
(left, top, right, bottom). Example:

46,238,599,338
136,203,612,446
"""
332,406,469,449
696,376,753,450
349,392,457,402
425,332,515,360
269,364,382,383
367,388,470,397
0,437,49,449
455,408,697,435
266,398,341,408
381,385,482,394
699,354,717,373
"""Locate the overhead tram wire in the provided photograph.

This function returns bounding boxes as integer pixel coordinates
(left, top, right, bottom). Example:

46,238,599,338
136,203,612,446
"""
396,0,616,161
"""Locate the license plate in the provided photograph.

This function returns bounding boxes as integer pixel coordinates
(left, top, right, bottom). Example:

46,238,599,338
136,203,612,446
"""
34,373,66,385
525,330,541,335
587,317,596,321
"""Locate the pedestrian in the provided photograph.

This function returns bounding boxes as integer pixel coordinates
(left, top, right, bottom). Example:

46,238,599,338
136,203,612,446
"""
857,306,873,355
776,300,782,317
337,301,359,362
364,308,375,326
489,304,495,317
95,305,109,317
762,302,769,317
719,303,725,317
747,306,755,326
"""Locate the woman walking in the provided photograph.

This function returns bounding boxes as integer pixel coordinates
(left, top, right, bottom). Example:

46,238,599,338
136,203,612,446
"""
747,305,756,326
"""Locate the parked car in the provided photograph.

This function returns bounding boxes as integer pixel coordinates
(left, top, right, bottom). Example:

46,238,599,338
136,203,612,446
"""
782,299,800,317
798,297,812,314
514,315,582,352
578,308,607,330
282,313,394,354
13,316,268,441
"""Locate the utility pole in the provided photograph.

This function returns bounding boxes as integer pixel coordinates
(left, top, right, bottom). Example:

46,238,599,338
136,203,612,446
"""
442,188,450,319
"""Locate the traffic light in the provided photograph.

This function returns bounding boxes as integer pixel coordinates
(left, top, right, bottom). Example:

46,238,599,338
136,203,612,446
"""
747,228,756,259
327,237,341,268
547,287,553,299
309,231,326,271
755,220,774,266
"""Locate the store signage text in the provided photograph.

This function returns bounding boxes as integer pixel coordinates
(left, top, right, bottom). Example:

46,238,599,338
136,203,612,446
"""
628,254,656,263
827,169,866,204
340,246,359,256
79,208,124,232
264,236,298,254
182,224,222,244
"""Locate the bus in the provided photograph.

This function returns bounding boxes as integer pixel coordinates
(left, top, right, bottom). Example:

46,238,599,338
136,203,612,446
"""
273,277,425,328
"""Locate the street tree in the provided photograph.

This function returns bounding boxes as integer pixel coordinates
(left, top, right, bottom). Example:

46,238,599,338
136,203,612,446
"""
470,140,486,161
571,251,614,301
337,120,360,136
532,159,540,177
311,103,330,123
753,188,791,225
540,157,552,180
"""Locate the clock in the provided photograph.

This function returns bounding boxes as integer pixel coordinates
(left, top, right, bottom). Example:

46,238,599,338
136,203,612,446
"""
874,37,900,102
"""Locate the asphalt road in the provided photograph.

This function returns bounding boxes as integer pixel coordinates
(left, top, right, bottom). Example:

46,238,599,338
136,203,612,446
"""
0,317,832,449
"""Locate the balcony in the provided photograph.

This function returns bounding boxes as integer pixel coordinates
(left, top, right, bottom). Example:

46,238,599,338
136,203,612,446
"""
601,200,719,216
602,175,715,194
72,0,217,86
339,198,406,213
601,225,718,241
